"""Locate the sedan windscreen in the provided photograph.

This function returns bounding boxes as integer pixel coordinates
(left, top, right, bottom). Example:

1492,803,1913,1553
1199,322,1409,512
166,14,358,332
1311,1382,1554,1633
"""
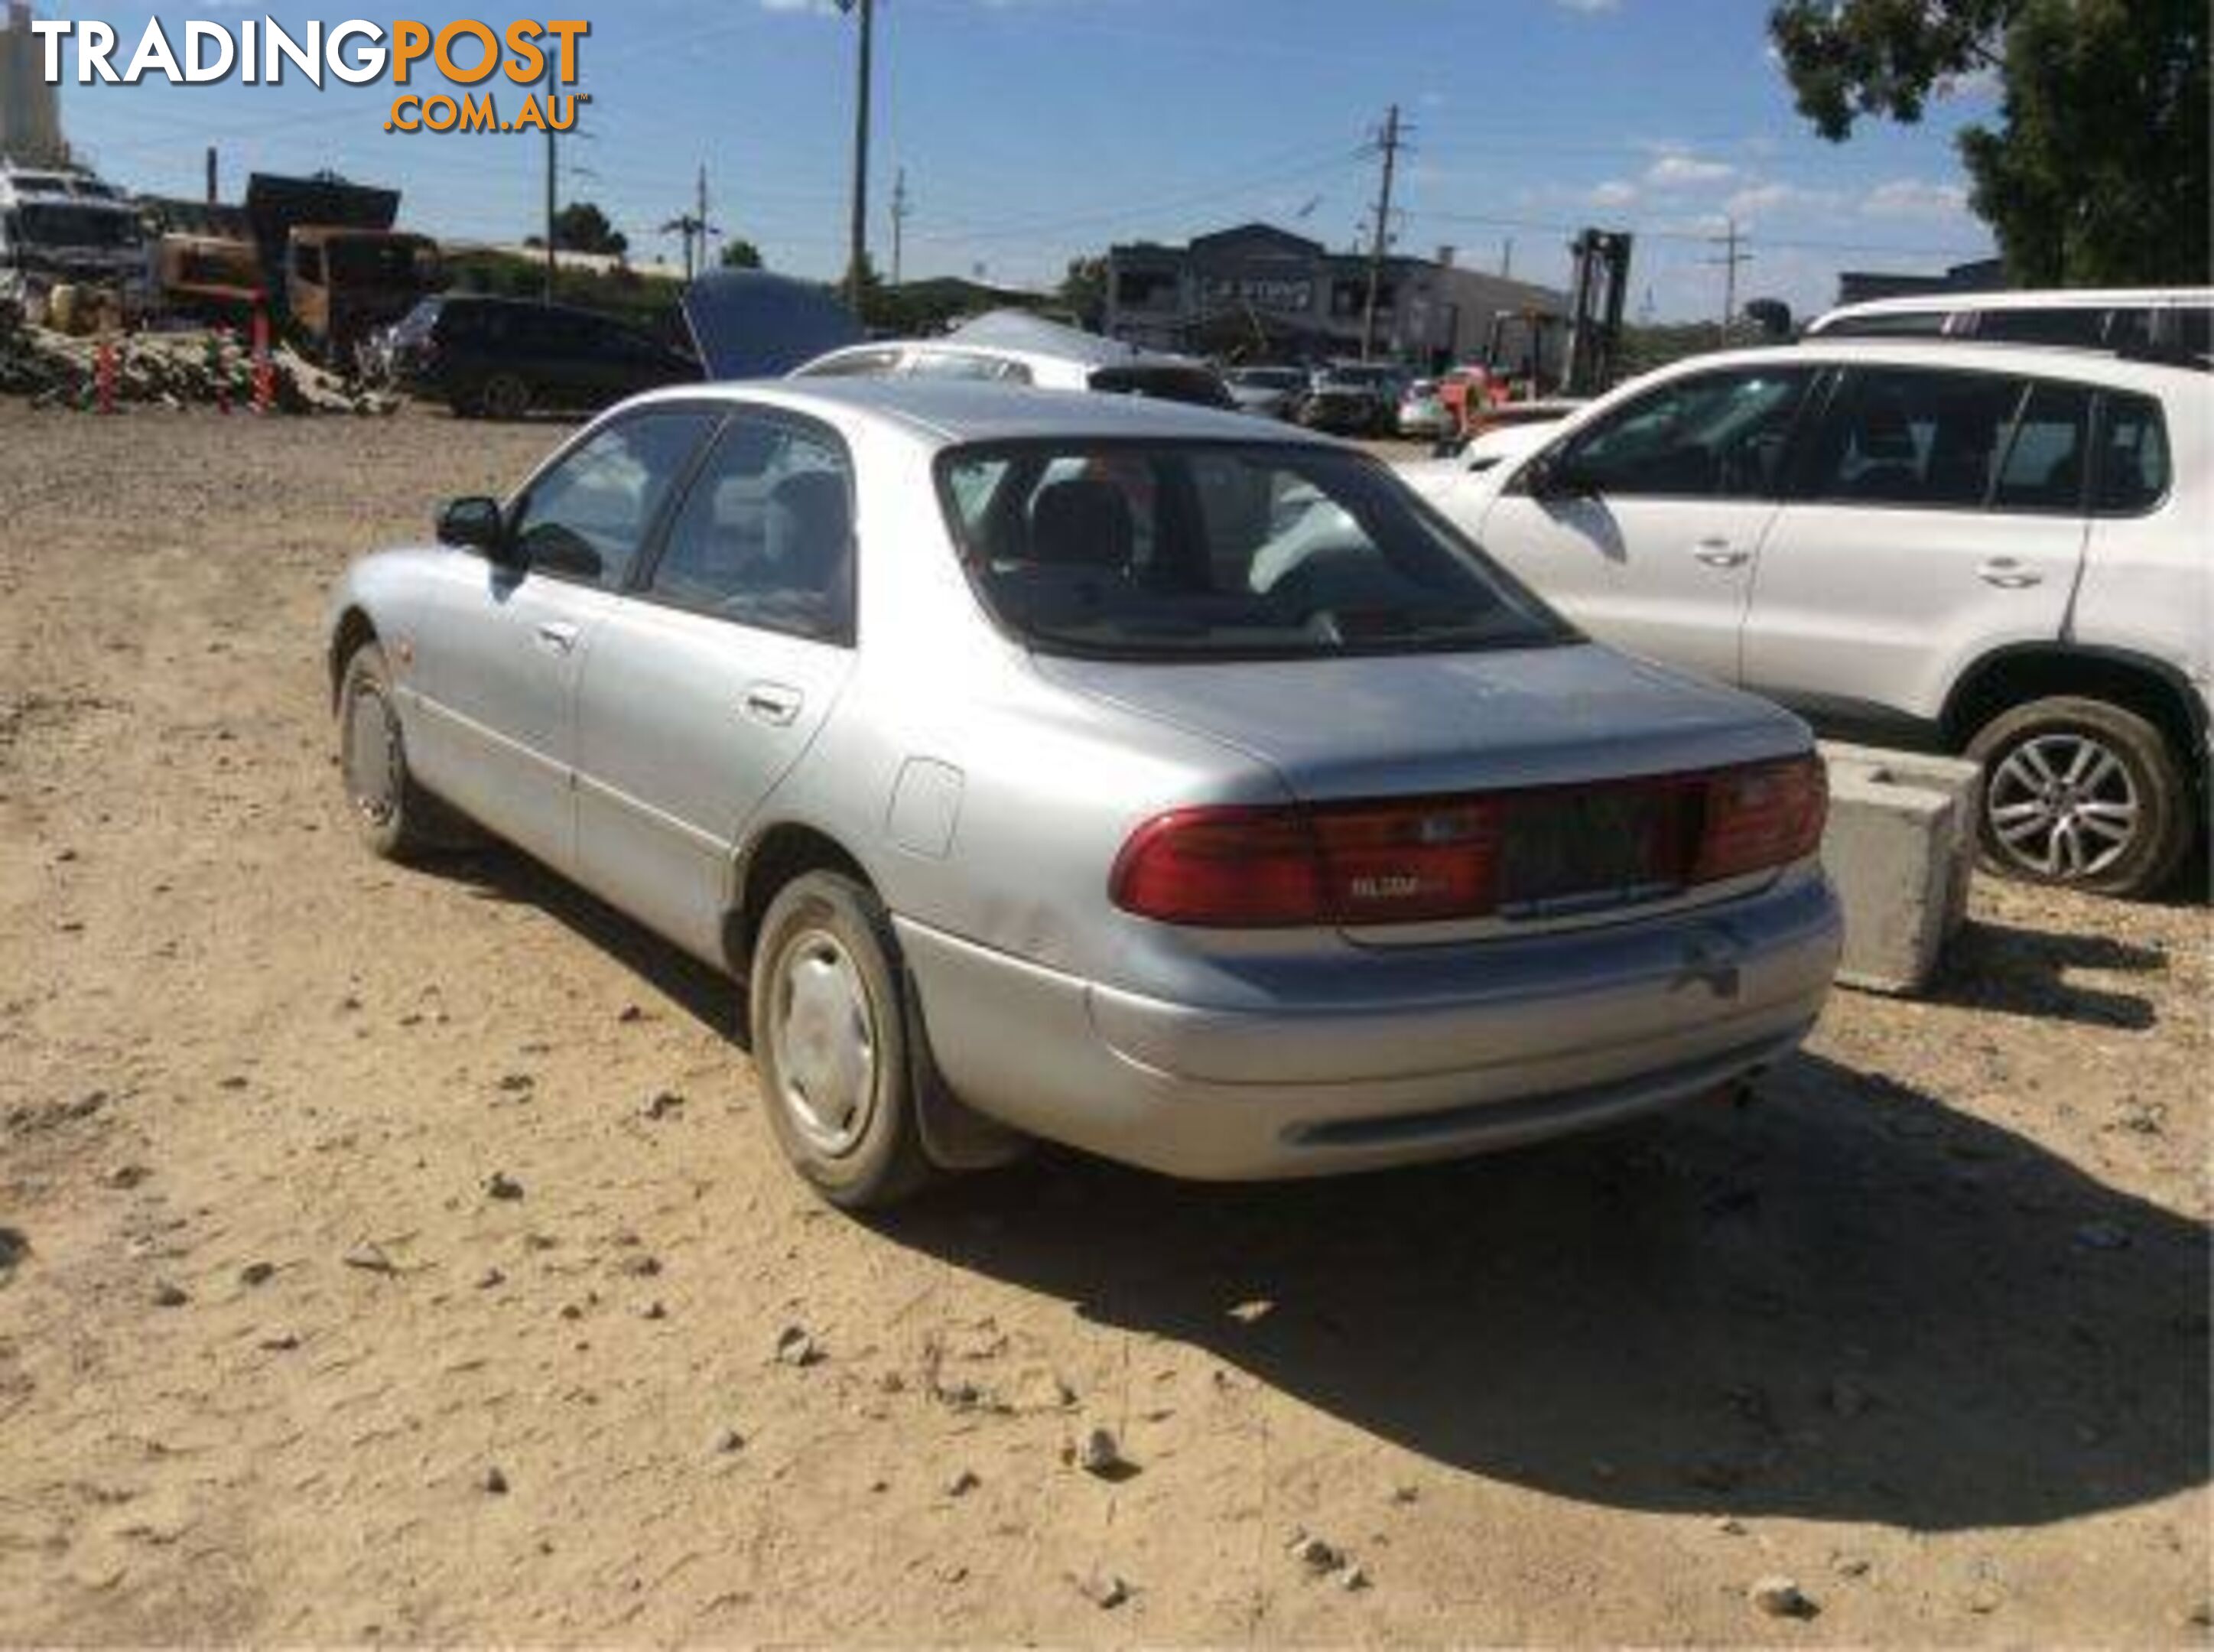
938,442,1572,659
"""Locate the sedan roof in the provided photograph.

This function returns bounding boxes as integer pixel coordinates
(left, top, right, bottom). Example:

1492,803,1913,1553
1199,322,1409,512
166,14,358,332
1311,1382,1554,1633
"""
632,376,1342,448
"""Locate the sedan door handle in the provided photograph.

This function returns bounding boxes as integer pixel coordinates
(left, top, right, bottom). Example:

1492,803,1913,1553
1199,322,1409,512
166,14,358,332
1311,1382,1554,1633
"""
1692,540,1751,569
534,620,581,655
1978,558,2044,590
743,682,804,727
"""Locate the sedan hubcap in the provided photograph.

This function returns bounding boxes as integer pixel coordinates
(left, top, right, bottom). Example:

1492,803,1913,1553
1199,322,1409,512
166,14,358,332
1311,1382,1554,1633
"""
343,685,400,827
1987,733,2139,880
769,930,877,1156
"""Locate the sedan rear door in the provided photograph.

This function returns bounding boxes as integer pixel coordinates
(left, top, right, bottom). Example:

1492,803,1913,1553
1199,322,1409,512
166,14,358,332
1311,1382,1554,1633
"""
572,409,860,962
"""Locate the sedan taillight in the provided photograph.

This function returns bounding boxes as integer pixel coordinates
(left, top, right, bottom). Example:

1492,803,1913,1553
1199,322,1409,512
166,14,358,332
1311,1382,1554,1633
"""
1689,756,1829,885
1109,754,1826,929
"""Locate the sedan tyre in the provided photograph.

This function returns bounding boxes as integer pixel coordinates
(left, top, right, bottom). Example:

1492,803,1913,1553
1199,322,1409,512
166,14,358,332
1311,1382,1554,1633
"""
750,872,938,1209
1966,695,2195,899
337,642,455,862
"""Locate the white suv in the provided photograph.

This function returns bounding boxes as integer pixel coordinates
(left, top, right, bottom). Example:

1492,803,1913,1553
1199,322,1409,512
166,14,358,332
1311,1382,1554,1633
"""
1406,340,2209,898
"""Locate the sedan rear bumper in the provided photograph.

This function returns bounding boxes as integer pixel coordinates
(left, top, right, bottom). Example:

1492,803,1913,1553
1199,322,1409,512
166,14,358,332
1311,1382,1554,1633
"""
896,870,1842,1180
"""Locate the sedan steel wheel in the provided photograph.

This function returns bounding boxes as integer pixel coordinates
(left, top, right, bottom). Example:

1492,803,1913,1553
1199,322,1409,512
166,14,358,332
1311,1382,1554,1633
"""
343,682,401,828
768,929,879,1158
1985,732,2141,881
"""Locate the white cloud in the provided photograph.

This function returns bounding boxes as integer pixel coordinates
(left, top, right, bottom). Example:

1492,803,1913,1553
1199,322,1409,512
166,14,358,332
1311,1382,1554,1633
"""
1588,179,1639,208
1861,177,1971,220
1552,0,1621,11
1724,180,1835,219
1645,151,1736,188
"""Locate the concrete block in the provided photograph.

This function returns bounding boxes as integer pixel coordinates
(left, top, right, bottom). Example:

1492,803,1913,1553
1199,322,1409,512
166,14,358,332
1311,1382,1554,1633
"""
1819,743,1984,996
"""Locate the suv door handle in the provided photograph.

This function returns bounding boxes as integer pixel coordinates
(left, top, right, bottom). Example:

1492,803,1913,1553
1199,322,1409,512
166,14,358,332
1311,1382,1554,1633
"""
534,620,581,655
1978,558,2043,590
1692,540,1751,569
742,682,804,727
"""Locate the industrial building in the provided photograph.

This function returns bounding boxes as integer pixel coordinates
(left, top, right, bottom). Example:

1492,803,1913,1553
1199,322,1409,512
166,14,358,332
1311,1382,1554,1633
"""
1101,221,1568,370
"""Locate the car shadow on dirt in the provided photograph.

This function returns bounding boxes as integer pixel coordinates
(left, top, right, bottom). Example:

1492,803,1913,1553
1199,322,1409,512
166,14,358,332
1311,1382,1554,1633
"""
430,845,2207,1533
879,1057,2208,1534
452,848,743,1039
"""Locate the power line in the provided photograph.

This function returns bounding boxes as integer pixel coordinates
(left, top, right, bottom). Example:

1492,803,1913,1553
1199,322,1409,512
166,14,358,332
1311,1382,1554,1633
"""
1408,206,1984,261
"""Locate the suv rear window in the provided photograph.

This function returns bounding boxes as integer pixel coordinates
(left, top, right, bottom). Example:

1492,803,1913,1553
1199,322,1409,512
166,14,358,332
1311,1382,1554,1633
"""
2095,393,2170,514
938,441,1569,660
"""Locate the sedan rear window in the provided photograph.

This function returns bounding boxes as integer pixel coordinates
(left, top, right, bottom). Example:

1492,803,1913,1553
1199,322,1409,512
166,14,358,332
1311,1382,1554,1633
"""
938,441,1571,660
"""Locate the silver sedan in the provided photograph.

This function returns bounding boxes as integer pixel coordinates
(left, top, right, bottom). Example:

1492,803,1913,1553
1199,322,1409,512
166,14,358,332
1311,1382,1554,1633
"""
327,379,1842,1208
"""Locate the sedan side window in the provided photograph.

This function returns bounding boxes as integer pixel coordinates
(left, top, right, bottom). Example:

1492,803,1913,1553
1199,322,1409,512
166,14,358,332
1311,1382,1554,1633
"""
1562,369,1810,499
646,416,857,644
510,411,715,590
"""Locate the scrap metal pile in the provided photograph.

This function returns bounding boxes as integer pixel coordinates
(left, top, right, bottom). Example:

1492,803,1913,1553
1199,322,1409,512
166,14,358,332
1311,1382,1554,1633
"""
0,304,397,416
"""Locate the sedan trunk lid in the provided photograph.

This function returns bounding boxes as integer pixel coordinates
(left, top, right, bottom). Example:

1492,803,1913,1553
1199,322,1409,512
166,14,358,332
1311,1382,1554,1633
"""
1035,642,1806,804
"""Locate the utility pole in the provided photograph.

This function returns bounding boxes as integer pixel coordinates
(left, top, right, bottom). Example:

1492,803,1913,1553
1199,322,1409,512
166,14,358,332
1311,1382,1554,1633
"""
543,57,558,304
205,145,219,206
658,165,720,284
836,0,874,313
1360,103,1403,363
890,166,910,287
1499,237,1513,279
1706,216,1751,342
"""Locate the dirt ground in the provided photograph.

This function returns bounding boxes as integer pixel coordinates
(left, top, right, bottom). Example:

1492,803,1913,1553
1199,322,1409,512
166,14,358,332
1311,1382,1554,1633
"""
0,400,2207,1647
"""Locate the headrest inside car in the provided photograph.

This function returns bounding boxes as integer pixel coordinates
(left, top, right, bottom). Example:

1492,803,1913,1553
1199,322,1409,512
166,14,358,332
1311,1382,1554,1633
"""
1029,478,1134,569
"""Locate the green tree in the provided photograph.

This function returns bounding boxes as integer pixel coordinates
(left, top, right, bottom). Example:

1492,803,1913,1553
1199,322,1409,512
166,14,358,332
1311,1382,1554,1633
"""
1768,0,2209,285
718,239,765,271
550,200,629,258
1058,255,1107,328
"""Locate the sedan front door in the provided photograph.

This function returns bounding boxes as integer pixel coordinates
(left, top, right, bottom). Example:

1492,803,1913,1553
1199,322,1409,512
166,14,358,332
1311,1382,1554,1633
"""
573,411,860,963
408,408,718,872
1473,365,1816,686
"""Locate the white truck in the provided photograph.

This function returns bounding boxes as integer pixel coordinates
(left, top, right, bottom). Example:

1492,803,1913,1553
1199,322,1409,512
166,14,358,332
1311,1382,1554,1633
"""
0,157,155,324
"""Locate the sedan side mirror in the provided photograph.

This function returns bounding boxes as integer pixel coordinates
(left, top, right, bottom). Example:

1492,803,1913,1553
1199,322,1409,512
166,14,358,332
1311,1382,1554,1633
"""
437,496,515,563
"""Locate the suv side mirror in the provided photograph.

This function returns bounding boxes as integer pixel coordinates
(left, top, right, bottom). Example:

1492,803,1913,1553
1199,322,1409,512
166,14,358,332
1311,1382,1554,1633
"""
437,496,513,561
1525,452,1598,499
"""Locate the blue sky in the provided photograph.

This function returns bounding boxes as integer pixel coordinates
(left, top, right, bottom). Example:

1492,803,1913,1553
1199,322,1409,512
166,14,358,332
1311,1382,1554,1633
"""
34,0,2000,322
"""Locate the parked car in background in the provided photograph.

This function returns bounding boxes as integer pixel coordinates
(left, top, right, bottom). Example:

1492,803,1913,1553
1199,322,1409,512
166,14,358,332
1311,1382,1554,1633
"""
1302,360,1406,434
1396,378,1453,440
1808,287,2211,366
1223,364,1309,421
794,310,1236,410
384,294,700,418
327,378,1840,1208
1409,340,2209,897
